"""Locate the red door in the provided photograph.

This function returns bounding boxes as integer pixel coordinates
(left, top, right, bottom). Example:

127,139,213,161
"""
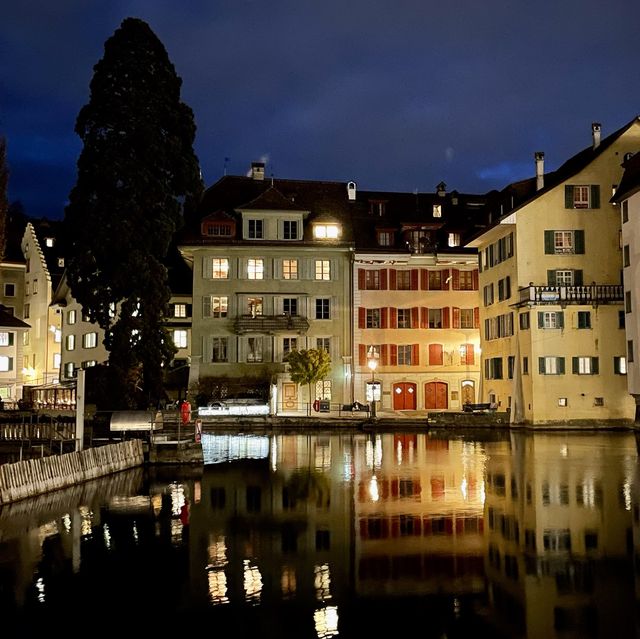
393,382,417,410
425,382,448,410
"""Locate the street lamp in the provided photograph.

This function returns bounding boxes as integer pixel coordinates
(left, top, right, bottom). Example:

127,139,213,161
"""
367,347,379,419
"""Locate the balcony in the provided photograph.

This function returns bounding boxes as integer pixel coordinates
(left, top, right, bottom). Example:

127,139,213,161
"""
233,314,310,335
515,284,623,307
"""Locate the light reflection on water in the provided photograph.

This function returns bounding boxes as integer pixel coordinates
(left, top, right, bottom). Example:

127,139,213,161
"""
0,431,638,638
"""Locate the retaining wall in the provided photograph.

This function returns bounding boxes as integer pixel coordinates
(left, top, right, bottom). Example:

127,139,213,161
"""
0,440,144,505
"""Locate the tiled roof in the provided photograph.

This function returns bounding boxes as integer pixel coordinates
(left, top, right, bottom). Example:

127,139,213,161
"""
0,306,29,329
611,151,640,203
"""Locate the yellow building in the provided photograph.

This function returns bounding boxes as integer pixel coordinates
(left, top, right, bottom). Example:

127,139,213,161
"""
468,118,640,425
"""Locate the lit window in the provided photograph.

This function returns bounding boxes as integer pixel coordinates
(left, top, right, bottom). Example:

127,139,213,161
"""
54,329,61,343
68,310,76,325
460,309,474,329
315,260,330,280
66,335,75,351
397,345,412,365
207,296,228,318
248,259,264,280
448,232,460,247
377,230,393,246
212,337,228,362
247,337,263,363
82,360,97,368
282,259,298,280
53,353,61,369
313,224,340,239
248,297,263,317
614,356,627,375
173,330,188,349
554,231,575,253
174,304,187,318
45,237,54,247
0,356,12,372
283,337,297,357
64,362,75,378
211,258,229,279
57,258,64,268
572,186,590,209
433,204,442,217
83,333,98,349
0,332,13,346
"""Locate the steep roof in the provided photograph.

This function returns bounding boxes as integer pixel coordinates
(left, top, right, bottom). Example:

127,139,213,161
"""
29,218,66,291
0,306,29,329
611,151,640,203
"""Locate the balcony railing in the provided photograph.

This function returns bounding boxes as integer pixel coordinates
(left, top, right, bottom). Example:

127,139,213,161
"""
516,284,623,307
233,314,311,335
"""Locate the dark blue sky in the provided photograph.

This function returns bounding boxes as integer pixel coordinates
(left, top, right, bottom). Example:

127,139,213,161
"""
2,0,640,220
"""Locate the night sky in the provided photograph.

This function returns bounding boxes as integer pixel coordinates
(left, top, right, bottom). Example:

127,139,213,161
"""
2,0,640,220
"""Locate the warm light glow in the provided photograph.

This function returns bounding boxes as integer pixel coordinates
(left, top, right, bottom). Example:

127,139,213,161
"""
367,357,378,372
243,559,263,603
369,475,379,502
314,224,340,239
314,563,332,601
314,605,339,638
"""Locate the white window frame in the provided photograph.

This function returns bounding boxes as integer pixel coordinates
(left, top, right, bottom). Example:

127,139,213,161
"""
247,258,264,280
83,332,98,349
315,260,331,280
173,330,188,349
211,258,229,279
174,304,187,318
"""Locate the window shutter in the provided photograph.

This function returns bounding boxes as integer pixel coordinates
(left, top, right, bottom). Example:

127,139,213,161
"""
506,276,511,298
472,269,479,290
389,307,397,328
358,307,366,329
574,230,585,254
574,270,583,285
411,307,419,328
411,269,419,290
381,344,389,366
466,344,475,365
390,344,398,366
186,304,193,317
473,307,480,329
546,270,555,286
8,332,14,346
420,269,428,290
7,357,12,371
412,344,420,365
557,312,564,329
452,307,461,329
544,231,554,254
202,296,211,318
359,344,366,366
572,357,579,374
389,269,397,290
421,307,429,328
538,357,545,374
538,312,544,328
429,344,443,365
358,269,366,290
442,269,450,290
590,185,600,209
380,269,388,290
565,185,573,208
202,336,210,363
202,256,212,278
592,357,599,374
558,357,565,374
442,307,450,328
381,307,388,329
452,269,460,290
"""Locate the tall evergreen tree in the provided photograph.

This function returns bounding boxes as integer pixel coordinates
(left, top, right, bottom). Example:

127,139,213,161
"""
64,17,203,408
0,137,8,262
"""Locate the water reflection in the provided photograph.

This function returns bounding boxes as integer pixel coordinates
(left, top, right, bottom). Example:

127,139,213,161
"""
0,430,638,638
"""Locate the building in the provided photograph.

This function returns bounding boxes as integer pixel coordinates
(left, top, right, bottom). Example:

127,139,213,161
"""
467,118,640,424
0,306,30,407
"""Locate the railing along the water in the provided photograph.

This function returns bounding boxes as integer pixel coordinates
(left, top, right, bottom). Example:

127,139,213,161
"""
0,439,144,505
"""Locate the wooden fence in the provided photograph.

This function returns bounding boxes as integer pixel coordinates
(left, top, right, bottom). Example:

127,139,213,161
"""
0,440,144,505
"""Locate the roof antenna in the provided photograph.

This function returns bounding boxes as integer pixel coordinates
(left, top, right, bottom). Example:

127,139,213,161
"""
223,157,230,176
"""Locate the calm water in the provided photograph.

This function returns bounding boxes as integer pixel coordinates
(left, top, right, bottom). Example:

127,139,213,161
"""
1,429,639,638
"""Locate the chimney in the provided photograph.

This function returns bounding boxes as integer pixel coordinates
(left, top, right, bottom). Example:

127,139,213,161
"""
592,122,601,149
347,181,357,201
250,161,265,181
535,152,545,190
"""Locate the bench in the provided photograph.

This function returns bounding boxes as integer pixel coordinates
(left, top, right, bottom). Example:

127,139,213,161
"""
339,403,370,416
463,402,497,413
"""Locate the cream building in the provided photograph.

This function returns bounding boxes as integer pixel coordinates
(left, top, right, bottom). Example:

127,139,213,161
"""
468,118,640,425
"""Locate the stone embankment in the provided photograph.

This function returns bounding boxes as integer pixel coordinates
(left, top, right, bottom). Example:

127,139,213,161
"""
0,440,144,505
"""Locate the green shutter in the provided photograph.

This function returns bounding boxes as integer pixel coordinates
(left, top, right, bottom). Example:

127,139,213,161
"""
574,230,585,254
574,270,583,285
544,230,554,254
538,357,545,374
572,357,579,374
538,312,544,328
557,312,564,329
592,357,599,374
547,270,556,286
558,357,565,374
565,185,573,209
590,185,600,209
7,333,13,346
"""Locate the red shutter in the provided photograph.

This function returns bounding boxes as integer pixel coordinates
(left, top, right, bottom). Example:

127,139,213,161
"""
423,517,432,535
381,344,389,366
442,269,450,289
473,307,480,328
391,479,399,497
472,269,479,290
412,343,420,365
358,307,366,329
452,268,460,290
442,307,450,328
389,269,397,290
359,344,367,366
421,307,429,328
381,518,390,538
380,269,388,290
452,307,460,329
390,344,398,366
381,479,390,499
421,269,428,290
358,268,366,290
391,517,400,538
456,518,464,534
465,344,475,365
381,307,388,328
389,307,397,328
429,343,443,366
411,269,419,290
358,482,366,502
411,307,419,328
359,518,368,539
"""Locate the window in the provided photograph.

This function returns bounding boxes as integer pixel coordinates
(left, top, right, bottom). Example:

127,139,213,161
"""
577,311,591,329
248,259,264,280
619,310,626,329
314,224,340,239
538,311,564,329
283,220,298,240
212,338,228,362
614,356,627,375
396,271,411,290
366,309,380,328
316,338,330,353
173,330,188,349
565,184,599,209
211,258,229,279
283,337,298,357
369,201,386,216
205,296,228,318
64,362,75,378
315,299,330,319
53,329,61,343
365,270,380,290
460,308,474,329
458,271,473,290
628,340,634,363
523,356,529,374
624,245,631,267
0,357,12,372
4,283,15,297
315,260,330,280
432,204,442,217
555,231,574,252
622,200,629,223
428,271,442,290
247,297,263,317
248,219,263,239
485,357,503,379
0,332,13,346
460,343,474,365
32,279,38,294
58,258,65,268
545,230,584,254
554,270,574,285
53,353,61,369
397,345,412,365
23,304,30,319
282,259,298,280
520,312,530,330
377,230,393,246
65,308,75,324
428,308,442,328
626,291,632,313
572,356,599,375
203,222,233,237
83,333,98,349
573,185,590,209
397,309,411,328
282,297,298,316
498,276,511,301
66,335,75,351
247,337,263,363
315,380,332,401
448,232,460,247
539,357,565,375
174,304,187,318
483,284,494,306
23,332,29,346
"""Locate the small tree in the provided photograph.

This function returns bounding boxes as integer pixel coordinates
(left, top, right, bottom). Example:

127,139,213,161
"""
284,348,331,415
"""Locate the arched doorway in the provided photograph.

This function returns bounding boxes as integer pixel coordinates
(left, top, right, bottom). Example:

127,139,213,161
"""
461,380,475,406
425,381,448,410
393,382,417,410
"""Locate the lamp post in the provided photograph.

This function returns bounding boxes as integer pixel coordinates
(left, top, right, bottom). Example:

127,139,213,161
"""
367,347,379,419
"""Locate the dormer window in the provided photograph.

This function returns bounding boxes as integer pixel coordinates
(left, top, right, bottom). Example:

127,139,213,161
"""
248,219,264,239
448,232,460,247
282,220,299,240
45,237,54,247
433,204,442,218
314,224,340,239
377,230,394,246
369,200,386,216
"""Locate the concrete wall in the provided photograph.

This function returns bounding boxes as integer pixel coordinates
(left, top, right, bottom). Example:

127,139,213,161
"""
0,439,144,504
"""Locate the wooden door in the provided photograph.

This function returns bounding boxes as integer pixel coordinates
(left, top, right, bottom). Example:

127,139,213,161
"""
283,383,298,410
425,381,448,409
393,382,417,410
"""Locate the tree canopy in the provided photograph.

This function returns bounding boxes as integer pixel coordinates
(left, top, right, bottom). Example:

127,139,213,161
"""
64,17,203,408
284,348,332,415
